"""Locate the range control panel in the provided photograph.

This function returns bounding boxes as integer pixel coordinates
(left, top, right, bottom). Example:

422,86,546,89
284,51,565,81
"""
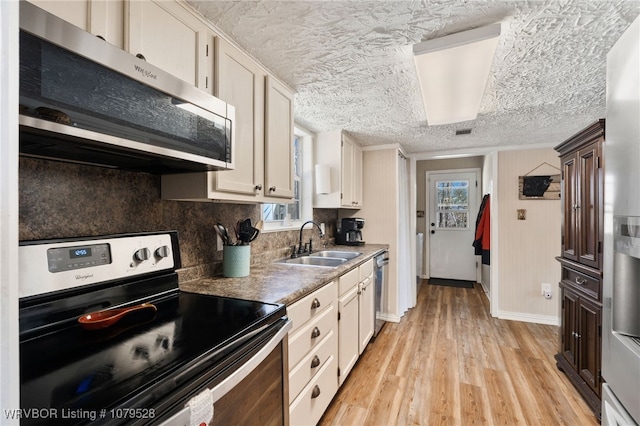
47,243,111,273
19,233,177,299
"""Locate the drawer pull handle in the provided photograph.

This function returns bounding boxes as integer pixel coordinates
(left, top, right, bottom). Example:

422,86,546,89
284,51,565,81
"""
311,385,321,399
311,298,321,309
575,277,587,285
311,327,321,339
311,355,321,368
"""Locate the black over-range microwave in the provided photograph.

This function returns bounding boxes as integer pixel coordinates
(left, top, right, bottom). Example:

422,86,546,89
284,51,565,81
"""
18,2,235,174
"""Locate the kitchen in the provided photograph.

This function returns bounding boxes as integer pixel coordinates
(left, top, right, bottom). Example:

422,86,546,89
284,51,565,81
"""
2,1,640,425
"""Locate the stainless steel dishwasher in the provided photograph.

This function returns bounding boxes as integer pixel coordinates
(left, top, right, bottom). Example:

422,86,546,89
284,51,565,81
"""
374,251,389,337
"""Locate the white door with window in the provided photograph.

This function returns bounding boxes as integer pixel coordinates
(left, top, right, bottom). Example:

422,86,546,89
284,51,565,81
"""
428,170,480,281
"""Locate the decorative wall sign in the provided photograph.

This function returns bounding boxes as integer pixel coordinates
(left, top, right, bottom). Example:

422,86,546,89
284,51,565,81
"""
519,162,561,200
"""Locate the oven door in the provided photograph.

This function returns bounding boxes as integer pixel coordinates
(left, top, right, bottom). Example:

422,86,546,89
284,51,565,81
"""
158,319,292,426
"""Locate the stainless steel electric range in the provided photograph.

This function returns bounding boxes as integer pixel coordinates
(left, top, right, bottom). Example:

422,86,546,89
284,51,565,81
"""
18,231,291,425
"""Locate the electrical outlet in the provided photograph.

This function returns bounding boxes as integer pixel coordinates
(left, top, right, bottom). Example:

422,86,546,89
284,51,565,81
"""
320,223,326,234
542,283,552,299
217,234,223,251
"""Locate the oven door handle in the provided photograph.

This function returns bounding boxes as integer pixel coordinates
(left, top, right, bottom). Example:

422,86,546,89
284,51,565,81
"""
209,319,292,404
159,318,292,426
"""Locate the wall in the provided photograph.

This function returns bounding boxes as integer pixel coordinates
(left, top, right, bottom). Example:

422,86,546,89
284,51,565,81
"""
1,0,20,419
415,156,484,277
345,149,401,321
19,158,337,281
481,154,494,294
497,148,561,324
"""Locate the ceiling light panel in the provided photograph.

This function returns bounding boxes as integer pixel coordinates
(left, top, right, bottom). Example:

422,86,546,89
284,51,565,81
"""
414,24,501,126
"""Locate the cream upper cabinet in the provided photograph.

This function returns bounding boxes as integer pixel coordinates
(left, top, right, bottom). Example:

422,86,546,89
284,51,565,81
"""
264,76,295,199
352,142,364,207
208,36,265,197
126,0,209,88
314,131,364,209
161,68,296,203
27,0,125,49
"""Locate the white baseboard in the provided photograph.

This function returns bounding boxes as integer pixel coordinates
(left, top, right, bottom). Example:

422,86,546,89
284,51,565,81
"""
496,310,560,326
377,312,401,323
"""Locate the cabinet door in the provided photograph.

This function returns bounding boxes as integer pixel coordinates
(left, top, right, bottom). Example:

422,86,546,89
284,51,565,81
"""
212,37,265,196
265,76,294,199
27,0,90,30
28,0,124,48
561,287,579,370
338,285,359,386
341,137,354,207
577,141,602,269
561,153,579,262
358,275,374,354
577,297,601,397
127,0,208,88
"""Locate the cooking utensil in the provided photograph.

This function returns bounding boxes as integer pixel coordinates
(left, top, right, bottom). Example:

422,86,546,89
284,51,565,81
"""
78,303,157,330
215,223,231,245
248,227,260,243
236,218,257,244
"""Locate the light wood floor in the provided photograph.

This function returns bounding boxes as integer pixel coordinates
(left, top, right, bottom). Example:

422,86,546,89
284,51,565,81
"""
319,281,600,426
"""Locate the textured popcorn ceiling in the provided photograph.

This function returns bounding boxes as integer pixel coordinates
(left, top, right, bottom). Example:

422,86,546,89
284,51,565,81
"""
187,0,640,154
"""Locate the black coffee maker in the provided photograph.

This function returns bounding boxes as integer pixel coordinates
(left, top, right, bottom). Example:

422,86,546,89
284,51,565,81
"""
336,218,365,246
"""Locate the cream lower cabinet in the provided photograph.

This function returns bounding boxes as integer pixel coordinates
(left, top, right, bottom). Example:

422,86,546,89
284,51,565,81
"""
358,259,374,354
288,281,338,426
287,259,377,424
338,268,360,386
337,259,375,385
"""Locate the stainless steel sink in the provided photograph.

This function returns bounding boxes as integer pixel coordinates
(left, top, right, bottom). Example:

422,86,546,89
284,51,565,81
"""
310,250,361,259
276,256,347,268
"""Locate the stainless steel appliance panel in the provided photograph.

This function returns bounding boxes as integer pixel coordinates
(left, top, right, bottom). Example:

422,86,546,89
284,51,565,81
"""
19,2,235,174
373,251,389,337
603,14,640,425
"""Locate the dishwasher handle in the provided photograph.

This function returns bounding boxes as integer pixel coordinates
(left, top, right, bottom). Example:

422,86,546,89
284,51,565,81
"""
375,252,389,268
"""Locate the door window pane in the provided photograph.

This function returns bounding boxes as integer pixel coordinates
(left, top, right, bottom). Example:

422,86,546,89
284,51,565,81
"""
435,180,469,229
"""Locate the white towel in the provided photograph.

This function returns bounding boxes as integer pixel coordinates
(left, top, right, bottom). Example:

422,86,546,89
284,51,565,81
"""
186,388,214,426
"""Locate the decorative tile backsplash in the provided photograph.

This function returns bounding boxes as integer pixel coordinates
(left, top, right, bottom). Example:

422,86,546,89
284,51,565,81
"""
19,158,337,281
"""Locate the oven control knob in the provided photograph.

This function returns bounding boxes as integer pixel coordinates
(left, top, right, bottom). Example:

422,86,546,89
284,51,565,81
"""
155,245,170,259
134,248,150,262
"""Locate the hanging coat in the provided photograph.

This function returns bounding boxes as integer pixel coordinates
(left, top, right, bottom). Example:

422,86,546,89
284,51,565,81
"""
473,194,490,265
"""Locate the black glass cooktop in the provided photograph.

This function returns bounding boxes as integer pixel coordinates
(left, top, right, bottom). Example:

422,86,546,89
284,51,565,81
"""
20,291,285,424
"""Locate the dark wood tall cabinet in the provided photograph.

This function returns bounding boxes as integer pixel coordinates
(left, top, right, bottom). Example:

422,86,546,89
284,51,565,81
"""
554,119,605,420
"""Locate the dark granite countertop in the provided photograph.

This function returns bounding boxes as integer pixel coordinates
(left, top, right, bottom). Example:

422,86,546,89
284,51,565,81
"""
179,244,388,306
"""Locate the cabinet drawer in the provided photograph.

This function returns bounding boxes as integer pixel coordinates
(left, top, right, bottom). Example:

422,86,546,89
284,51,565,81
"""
359,258,374,282
290,355,338,426
338,267,359,296
289,327,336,402
562,266,600,301
288,303,336,369
288,281,337,335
